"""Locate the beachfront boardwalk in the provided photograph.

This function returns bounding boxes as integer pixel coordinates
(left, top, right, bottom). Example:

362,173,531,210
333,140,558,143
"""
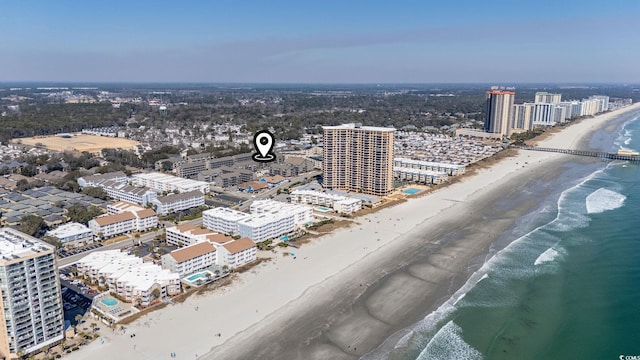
513,145,640,162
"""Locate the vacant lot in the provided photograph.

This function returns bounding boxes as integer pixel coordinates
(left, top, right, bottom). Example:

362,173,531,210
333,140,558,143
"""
13,134,141,154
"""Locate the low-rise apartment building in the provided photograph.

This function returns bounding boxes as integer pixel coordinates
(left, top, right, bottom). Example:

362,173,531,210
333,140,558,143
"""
76,250,181,306
77,171,128,188
202,208,251,235
393,158,466,176
44,222,93,248
161,241,217,277
150,190,205,216
217,237,257,269
165,224,227,247
89,204,157,239
290,189,363,214
132,172,210,194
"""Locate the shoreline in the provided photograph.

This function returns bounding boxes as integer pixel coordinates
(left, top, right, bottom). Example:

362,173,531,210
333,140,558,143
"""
64,103,640,360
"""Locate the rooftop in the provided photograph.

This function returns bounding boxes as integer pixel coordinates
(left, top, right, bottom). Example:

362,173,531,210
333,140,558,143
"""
222,237,256,254
322,123,396,132
93,212,136,226
0,228,53,262
203,207,251,221
45,222,92,238
168,241,216,263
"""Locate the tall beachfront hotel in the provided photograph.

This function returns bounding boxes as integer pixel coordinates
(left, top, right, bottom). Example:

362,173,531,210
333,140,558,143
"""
322,123,395,196
484,88,515,137
0,228,65,359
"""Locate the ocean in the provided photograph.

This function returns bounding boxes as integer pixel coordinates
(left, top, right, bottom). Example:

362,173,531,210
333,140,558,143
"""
365,111,640,360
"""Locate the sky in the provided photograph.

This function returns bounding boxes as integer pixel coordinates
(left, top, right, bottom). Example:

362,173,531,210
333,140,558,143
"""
1,0,639,83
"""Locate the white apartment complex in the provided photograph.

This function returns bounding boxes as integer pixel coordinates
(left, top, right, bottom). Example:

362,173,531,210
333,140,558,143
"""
250,200,313,225
77,171,158,206
89,204,157,238
150,190,205,215
132,173,210,194
77,250,180,306
289,189,363,214
100,180,158,206
165,224,230,247
393,158,466,176
205,201,312,242
161,236,257,273
0,229,64,358
393,167,448,185
237,212,295,243
77,171,127,188
45,222,93,247
217,237,257,269
161,241,217,277
202,208,250,235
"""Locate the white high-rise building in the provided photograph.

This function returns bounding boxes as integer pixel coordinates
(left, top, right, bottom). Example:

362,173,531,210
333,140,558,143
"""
512,103,535,131
202,208,251,235
557,102,575,120
0,228,65,358
554,106,567,124
532,103,557,126
534,92,562,104
581,99,600,116
589,95,609,113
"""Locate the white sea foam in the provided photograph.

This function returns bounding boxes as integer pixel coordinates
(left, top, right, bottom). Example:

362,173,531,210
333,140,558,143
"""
417,321,483,360
365,169,609,359
585,188,626,214
393,330,414,350
534,247,559,265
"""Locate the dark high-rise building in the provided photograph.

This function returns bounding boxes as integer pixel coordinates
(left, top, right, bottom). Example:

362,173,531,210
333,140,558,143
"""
484,89,515,136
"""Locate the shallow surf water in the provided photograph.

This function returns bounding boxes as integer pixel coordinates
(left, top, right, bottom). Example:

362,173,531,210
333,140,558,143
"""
364,113,640,360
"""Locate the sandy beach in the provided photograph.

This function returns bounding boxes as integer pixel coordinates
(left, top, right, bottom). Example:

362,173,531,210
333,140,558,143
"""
65,103,640,360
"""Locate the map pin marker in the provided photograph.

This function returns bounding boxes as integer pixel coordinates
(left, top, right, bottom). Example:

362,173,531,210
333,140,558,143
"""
252,130,276,162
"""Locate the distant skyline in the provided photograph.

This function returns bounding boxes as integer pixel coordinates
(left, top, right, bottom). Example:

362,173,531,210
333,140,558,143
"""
1,0,639,83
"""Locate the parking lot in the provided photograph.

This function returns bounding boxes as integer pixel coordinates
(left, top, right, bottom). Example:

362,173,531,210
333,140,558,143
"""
58,243,104,258
59,272,96,326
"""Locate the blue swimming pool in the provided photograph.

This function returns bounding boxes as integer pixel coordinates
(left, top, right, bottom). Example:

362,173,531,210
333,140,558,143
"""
101,297,118,307
403,188,421,195
280,235,289,241
187,272,207,282
315,206,331,212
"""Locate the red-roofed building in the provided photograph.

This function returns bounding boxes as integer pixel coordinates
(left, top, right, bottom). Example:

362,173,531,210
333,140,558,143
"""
89,201,158,238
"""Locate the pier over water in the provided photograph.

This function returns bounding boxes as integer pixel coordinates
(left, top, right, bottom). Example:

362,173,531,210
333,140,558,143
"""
513,146,640,162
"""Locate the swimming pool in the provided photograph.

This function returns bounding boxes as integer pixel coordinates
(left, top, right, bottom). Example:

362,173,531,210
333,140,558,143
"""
315,206,331,212
101,297,118,307
280,235,289,241
187,272,207,282
403,188,421,195
184,270,215,285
